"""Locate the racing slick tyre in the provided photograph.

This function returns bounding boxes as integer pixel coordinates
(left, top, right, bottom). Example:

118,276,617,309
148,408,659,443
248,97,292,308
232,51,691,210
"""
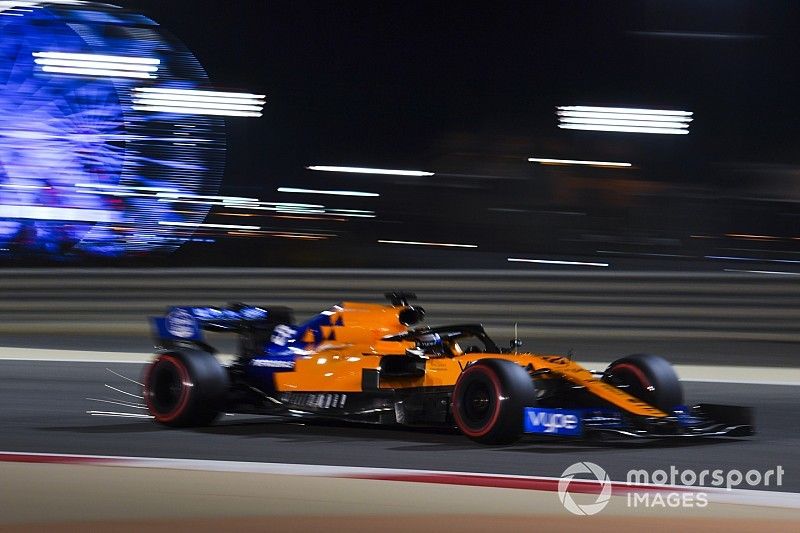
602,353,683,412
144,350,230,427
452,359,536,445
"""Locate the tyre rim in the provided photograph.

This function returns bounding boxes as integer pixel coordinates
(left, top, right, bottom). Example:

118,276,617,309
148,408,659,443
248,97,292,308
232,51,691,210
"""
462,380,496,428
149,360,186,416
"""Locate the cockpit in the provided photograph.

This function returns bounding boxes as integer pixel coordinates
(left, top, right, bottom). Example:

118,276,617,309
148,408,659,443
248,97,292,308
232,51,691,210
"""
384,324,501,358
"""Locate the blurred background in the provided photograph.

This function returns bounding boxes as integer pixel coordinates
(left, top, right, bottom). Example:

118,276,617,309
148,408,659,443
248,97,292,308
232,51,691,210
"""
1,5,799,529
1,0,799,271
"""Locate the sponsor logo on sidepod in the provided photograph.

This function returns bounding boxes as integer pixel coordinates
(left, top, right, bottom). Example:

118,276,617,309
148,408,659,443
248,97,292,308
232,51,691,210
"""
251,359,295,369
524,407,582,436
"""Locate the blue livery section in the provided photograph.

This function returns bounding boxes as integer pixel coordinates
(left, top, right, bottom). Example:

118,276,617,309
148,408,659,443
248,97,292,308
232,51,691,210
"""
248,307,345,387
152,304,348,390
249,324,302,379
673,406,702,427
152,305,273,344
152,304,345,353
153,307,204,342
263,307,344,356
523,407,583,436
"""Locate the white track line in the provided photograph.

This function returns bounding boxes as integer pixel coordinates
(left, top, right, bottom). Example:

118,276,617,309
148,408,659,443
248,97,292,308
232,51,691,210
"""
0,347,149,364
1,451,798,510
681,378,800,386
0,357,148,364
583,362,800,387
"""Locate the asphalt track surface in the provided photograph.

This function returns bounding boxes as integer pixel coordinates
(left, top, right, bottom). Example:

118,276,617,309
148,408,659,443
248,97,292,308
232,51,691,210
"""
2,358,799,492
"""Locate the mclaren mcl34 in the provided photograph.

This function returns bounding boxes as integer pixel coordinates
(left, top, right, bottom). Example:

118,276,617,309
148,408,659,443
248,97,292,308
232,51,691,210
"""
144,293,754,444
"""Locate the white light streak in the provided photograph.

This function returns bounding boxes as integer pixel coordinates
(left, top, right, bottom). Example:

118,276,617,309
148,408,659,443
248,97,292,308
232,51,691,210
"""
528,158,631,168
75,183,179,193
0,205,121,222
35,58,159,72
42,66,154,79
278,187,379,197
159,221,260,230
33,51,160,65
269,202,325,208
707,255,800,264
558,106,692,116
134,87,264,99
133,99,262,112
306,165,433,177
157,199,240,207
0,183,50,190
134,94,264,106
33,52,160,79
557,110,692,123
556,105,693,135
0,0,41,5
724,269,800,276
132,105,261,117
132,87,265,117
276,210,325,215
559,117,689,129
77,190,149,198
558,124,689,135
378,240,477,248
104,384,143,399
327,209,376,218
158,193,260,203
86,398,148,410
86,410,154,419
507,258,609,267
321,212,375,218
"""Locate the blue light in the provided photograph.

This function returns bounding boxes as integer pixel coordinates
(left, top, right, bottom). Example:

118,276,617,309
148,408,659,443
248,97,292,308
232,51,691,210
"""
0,2,227,258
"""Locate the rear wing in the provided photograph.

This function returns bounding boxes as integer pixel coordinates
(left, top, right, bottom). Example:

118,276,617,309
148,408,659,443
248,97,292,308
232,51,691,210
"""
151,305,295,351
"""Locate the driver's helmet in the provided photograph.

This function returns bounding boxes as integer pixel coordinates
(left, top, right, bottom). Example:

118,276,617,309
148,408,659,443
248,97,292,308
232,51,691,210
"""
417,332,445,355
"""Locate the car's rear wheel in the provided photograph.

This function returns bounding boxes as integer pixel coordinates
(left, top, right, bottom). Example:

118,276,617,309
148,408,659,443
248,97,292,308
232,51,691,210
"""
144,350,229,427
452,359,536,444
603,353,683,412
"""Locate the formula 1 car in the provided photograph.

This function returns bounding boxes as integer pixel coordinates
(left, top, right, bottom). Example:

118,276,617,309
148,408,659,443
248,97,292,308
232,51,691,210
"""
144,293,754,444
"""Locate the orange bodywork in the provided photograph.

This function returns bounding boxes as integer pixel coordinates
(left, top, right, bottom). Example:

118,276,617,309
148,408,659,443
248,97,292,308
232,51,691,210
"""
273,301,668,418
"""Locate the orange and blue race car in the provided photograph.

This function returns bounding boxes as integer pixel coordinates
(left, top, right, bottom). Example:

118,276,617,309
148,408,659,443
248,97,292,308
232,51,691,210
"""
144,293,754,444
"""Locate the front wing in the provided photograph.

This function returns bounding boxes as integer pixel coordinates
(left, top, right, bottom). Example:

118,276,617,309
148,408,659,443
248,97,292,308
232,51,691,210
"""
523,403,754,439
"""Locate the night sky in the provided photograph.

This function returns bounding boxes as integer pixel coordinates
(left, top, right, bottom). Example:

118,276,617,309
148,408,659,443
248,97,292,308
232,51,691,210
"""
83,1,800,266
119,1,800,175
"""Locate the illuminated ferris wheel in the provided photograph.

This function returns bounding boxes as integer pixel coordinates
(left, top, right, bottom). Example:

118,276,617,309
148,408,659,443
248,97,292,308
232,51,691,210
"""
0,1,264,257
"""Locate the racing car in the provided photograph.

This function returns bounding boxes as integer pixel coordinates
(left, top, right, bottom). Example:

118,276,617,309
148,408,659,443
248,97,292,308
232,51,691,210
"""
143,293,754,444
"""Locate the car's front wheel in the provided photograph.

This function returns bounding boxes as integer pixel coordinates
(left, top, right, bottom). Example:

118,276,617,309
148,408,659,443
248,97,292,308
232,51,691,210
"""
602,353,683,412
451,359,536,445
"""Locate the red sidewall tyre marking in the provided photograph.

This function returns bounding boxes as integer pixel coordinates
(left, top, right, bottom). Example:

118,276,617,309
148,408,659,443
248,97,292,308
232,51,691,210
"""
610,362,652,389
144,354,191,423
452,365,504,438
